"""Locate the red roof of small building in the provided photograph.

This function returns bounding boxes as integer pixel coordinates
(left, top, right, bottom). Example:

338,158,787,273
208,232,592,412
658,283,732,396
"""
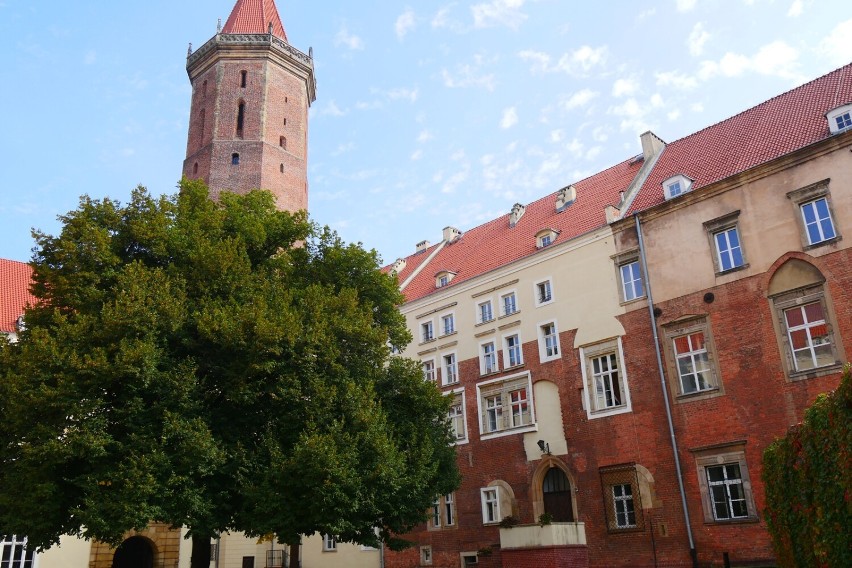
222,0,288,41
628,62,852,214
399,157,643,302
0,259,35,334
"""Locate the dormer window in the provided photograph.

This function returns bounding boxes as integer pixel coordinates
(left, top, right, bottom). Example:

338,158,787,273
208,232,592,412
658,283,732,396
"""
663,174,693,200
435,271,456,288
826,103,852,134
535,228,558,248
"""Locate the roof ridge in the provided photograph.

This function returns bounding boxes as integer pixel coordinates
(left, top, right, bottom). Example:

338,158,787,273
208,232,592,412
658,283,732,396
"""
669,62,852,147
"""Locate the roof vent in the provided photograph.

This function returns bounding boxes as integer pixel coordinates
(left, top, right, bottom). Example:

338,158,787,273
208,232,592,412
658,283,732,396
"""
443,226,461,242
391,258,406,274
415,240,431,253
556,185,577,212
509,203,526,227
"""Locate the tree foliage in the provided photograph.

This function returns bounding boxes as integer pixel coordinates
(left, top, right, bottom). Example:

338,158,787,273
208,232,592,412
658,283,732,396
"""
0,180,459,562
762,365,851,568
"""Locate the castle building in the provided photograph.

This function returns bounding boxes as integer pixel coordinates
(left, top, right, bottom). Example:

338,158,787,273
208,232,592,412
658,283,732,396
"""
384,64,852,568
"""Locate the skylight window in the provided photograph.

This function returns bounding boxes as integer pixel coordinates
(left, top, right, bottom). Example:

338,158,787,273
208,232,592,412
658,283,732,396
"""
826,103,852,134
662,174,693,200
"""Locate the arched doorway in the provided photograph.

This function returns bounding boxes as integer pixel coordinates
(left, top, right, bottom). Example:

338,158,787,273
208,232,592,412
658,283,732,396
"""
112,536,154,568
543,466,574,521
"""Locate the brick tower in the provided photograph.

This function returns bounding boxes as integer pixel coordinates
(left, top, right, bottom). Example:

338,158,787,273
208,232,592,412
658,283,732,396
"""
182,0,316,212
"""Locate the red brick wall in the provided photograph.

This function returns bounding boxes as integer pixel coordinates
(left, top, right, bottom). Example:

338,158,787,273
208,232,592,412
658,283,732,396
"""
501,545,588,568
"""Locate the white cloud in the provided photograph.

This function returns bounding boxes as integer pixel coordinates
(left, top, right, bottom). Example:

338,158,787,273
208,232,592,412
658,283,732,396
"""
608,98,654,134
676,0,697,12
321,100,346,117
331,142,355,156
699,41,802,81
591,126,609,142
417,129,433,142
667,109,682,121
688,22,710,56
410,149,423,160
819,19,852,66
441,64,496,90
550,129,564,142
500,107,518,129
451,149,467,161
561,88,597,110
334,26,364,50
690,102,704,112
655,70,699,90
441,165,470,193
787,0,803,17
385,87,419,102
471,0,528,29
650,93,664,107
519,45,608,76
612,77,640,97
395,9,416,39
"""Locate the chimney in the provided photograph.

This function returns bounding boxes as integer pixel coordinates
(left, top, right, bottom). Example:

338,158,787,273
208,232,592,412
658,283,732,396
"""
391,258,407,274
509,203,526,227
415,240,431,253
555,185,577,212
640,131,665,162
443,226,461,242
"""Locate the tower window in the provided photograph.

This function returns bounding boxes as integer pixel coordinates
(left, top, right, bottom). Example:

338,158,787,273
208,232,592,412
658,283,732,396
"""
283,118,287,126
231,153,240,165
279,136,287,149
198,109,205,147
193,162,199,174
240,70,247,88
280,163,284,173
236,102,245,138
202,80,207,98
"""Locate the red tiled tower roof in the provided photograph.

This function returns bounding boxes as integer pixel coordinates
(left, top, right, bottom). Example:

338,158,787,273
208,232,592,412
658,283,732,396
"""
0,259,35,334
222,0,288,41
628,62,852,214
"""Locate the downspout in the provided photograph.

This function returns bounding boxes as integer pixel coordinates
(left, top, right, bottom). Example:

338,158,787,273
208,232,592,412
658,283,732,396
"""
634,213,698,568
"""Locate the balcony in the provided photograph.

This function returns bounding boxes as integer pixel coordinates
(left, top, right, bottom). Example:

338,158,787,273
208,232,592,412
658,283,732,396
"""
499,522,586,549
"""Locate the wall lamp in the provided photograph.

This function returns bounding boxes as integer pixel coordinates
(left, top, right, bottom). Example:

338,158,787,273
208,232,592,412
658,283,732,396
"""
537,439,551,455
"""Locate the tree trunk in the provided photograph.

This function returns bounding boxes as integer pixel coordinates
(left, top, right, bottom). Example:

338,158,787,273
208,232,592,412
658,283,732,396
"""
190,533,212,568
288,543,300,568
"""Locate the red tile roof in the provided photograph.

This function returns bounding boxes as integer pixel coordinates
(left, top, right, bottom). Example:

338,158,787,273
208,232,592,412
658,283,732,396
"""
399,157,643,302
0,259,35,334
628,62,852,214
222,0,288,41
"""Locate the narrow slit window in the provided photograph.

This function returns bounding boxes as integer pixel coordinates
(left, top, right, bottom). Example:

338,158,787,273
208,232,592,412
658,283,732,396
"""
231,153,240,165
193,162,199,175
236,102,245,137
280,136,287,149
240,70,247,88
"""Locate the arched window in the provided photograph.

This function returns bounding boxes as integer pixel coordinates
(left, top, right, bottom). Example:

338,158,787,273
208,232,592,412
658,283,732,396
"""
542,467,574,521
279,136,287,149
280,163,284,173
231,153,240,165
240,70,247,88
236,102,245,138
193,162,198,175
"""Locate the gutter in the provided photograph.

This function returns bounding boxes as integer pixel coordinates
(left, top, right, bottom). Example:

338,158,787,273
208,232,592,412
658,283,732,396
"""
634,213,698,568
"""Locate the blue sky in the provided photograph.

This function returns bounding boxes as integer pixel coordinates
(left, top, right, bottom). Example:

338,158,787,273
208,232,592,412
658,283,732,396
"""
1,0,850,264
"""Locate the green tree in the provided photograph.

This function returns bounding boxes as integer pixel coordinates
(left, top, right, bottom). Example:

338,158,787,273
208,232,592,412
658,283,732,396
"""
0,180,459,568
762,365,851,568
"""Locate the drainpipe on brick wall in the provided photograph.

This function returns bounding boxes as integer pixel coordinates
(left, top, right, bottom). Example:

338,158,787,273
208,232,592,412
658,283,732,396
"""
634,214,698,568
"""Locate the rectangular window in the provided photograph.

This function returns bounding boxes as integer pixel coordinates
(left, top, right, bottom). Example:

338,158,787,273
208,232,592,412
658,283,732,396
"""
801,198,836,245
478,300,494,323
421,321,434,342
423,359,436,382
481,341,497,374
480,488,500,524
612,484,636,528
431,497,441,527
504,334,523,367
322,535,336,551
501,292,518,316
674,332,713,394
536,279,553,304
539,321,560,362
599,465,645,532
663,317,722,400
478,373,535,436
784,302,832,372
448,393,466,442
443,353,458,385
441,313,455,335
620,261,645,302
714,227,744,271
444,493,455,526
581,339,631,418
420,546,432,565
694,444,757,523
540,233,552,247
428,493,456,530
0,536,33,568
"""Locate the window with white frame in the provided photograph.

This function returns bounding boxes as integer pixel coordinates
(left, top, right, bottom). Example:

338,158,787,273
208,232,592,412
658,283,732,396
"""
420,546,432,565
704,211,746,274
477,373,535,436
444,492,455,526
478,299,494,324
504,333,523,367
322,535,337,551
448,392,467,442
481,341,498,374
501,291,518,316
662,174,692,200
428,493,456,530
827,103,852,134
581,338,631,418
536,228,557,248
599,465,645,532
538,321,560,362
787,179,840,249
783,301,833,372
663,317,722,399
693,444,757,523
619,260,645,302
480,488,500,524
441,313,455,336
423,359,436,382
435,271,455,288
430,497,441,527
443,353,458,385
612,484,636,528
0,536,33,568
535,278,553,305
421,320,434,342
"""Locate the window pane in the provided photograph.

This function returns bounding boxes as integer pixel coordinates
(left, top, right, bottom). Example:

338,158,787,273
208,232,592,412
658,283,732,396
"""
803,302,824,323
784,307,804,328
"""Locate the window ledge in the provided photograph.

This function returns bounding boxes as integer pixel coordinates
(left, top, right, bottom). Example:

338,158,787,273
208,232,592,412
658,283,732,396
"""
703,516,759,526
440,331,458,339
476,319,496,327
540,355,560,364
419,338,436,346
715,263,749,277
676,387,722,402
480,424,538,441
499,310,521,319
619,296,646,307
442,381,460,388
480,370,500,378
787,362,844,382
502,363,525,372
535,299,554,308
588,405,631,420
803,235,842,252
